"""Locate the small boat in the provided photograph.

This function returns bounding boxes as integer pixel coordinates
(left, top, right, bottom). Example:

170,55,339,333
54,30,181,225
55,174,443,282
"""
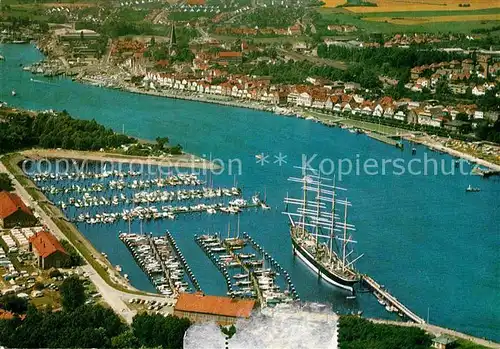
115,265,122,272
11,90,16,96
346,295,356,300
233,273,249,279
255,154,263,160
465,184,480,192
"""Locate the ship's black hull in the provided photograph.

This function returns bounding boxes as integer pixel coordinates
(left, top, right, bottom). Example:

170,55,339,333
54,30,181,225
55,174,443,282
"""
291,235,358,292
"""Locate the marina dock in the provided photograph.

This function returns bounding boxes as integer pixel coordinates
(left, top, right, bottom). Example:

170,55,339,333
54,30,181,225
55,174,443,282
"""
119,232,198,297
362,275,425,324
165,231,201,292
196,231,298,307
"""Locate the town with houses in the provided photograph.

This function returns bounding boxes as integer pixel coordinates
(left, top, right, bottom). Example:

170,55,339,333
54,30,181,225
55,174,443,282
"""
1,1,500,348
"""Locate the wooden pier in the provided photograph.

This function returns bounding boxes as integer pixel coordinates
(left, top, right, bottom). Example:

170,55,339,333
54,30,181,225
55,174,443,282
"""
362,275,425,324
148,236,179,298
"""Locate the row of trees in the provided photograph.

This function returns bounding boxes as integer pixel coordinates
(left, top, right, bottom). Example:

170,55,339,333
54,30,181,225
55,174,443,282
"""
317,45,464,82
0,111,135,154
0,276,191,348
0,110,182,154
0,173,14,192
338,316,431,349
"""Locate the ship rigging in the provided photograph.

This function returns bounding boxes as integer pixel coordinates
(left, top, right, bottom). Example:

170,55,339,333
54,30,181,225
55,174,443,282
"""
283,167,363,293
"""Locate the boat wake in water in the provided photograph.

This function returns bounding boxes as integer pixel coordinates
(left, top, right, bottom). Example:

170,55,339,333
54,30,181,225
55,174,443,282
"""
30,78,53,84
184,303,339,349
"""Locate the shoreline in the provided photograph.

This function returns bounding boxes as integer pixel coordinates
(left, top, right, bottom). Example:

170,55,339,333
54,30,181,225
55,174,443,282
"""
119,84,276,113
408,136,500,172
119,84,500,171
21,148,218,170
18,43,500,171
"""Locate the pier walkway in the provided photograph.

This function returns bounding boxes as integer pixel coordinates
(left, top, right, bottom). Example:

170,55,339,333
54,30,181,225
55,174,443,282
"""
362,275,425,324
148,236,178,298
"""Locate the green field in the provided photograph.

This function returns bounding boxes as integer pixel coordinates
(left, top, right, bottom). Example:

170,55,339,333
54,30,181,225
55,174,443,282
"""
318,7,500,33
360,7,500,18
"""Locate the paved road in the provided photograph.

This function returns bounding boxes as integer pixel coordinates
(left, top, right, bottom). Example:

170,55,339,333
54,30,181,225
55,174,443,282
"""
0,160,175,323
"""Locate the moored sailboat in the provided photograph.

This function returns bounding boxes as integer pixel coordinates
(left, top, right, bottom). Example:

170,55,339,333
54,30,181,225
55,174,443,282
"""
283,167,363,293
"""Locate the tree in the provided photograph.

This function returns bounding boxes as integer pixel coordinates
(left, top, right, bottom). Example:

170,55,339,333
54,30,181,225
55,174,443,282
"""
111,330,139,348
338,315,431,349
60,240,84,268
455,112,469,122
0,173,14,192
49,269,62,278
221,324,236,339
132,313,190,348
33,282,45,291
435,79,451,98
155,137,170,149
60,276,86,311
0,295,28,314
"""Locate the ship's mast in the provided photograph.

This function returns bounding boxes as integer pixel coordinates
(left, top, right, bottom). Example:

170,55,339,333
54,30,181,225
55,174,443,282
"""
315,173,321,245
302,174,307,231
342,199,348,271
237,214,240,239
329,175,336,263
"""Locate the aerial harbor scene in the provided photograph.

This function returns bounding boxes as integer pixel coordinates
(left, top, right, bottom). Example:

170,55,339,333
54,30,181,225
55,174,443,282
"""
0,1,499,348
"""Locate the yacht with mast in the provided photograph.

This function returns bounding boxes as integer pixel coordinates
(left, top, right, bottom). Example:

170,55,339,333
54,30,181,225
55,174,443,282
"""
283,167,363,293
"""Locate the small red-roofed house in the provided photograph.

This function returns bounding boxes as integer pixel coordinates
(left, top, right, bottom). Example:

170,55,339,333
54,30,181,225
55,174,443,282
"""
29,230,69,269
0,191,37,228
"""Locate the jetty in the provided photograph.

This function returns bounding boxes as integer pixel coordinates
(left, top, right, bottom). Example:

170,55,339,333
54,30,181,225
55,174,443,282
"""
362,275,425,324
472,166,500,178
196,230,298,307
165,231,201,292
195,234,235,294
119,232,198,297
366,132,400,147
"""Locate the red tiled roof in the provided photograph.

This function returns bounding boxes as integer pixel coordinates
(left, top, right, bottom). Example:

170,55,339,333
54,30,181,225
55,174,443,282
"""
218,51,242,58
0,191,33,219
175,293,255,318
29,230,68,259
0,309,15,320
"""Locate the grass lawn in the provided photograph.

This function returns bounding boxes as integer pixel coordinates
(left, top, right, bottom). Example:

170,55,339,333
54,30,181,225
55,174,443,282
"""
454,339,491,349
31,289,62,310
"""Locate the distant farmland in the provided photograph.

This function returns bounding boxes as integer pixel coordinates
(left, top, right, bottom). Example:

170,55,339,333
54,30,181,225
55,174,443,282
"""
322,0,348,7
328,0,500,12
365,13,500,24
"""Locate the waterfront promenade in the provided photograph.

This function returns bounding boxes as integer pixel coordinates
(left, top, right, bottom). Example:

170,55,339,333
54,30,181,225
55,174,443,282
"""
116,84,500,171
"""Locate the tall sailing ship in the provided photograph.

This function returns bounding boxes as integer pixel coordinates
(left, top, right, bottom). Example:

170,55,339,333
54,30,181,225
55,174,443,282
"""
283,167,363,293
